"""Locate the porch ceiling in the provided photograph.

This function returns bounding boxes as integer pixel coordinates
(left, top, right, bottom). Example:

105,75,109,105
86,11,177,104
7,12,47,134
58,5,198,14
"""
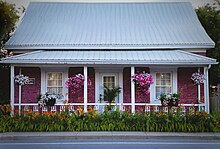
0,50,217,65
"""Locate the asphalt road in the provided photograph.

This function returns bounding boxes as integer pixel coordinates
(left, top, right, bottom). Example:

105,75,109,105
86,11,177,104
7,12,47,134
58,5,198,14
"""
0,138,220,149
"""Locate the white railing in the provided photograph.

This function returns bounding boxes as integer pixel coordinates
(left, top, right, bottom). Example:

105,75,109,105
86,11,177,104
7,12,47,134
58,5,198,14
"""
13,103,206,114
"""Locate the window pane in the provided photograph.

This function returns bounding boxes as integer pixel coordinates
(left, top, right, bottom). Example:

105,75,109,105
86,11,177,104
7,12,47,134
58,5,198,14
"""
156,73,172,98
156,79,160,85
165,73,171,79
166,80,171,85
161,80,166,85
47,73,63,98
103,76,115,89
58,80,62,86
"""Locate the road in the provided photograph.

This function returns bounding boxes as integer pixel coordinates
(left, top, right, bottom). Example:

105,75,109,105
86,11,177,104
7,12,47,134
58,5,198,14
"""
0,138,220,149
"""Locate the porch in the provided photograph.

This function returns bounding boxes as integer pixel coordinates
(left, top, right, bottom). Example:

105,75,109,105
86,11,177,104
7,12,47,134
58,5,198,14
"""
1,50,216,114
10,65,209,115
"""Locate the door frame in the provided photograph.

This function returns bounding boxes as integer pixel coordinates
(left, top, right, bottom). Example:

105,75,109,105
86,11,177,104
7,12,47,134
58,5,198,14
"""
94,67,123,107
100,73,119,103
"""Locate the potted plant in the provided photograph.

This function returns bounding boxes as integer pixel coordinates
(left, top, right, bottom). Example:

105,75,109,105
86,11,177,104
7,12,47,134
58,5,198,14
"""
102,85,121,111
37,93,58,107
158,93,179,108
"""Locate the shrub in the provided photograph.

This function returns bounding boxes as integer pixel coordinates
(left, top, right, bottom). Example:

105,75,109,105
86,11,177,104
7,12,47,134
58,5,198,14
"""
0,106,219,132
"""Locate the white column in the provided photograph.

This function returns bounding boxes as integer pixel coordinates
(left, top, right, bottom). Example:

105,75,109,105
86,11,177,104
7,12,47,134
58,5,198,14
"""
131,66,135,113
18,68,22,115
10,65,15,116
84,66,88,113
119,71,123,111
204,66,210,113
198,68,201,104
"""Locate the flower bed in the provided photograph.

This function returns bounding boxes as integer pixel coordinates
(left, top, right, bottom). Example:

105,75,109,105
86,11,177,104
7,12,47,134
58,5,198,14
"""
0,105,220,132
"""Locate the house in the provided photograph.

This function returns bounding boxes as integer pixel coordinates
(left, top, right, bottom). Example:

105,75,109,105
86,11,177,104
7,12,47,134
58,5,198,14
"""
0,2,217,114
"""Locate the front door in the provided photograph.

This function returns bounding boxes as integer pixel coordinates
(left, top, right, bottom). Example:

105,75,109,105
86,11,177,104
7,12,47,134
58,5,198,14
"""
99,73,119,112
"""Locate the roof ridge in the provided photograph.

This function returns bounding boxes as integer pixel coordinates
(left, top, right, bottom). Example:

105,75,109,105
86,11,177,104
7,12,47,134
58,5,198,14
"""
29,2,191,4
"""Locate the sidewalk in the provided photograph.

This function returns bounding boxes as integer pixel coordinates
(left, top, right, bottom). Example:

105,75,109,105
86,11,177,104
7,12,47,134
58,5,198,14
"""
1,132,220,139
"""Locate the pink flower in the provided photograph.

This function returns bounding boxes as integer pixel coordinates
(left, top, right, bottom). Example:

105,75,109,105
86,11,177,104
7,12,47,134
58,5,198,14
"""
65,73,92,95
131,71,153,95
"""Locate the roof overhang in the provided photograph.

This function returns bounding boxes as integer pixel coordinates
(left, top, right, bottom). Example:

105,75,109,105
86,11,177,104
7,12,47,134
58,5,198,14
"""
0,50,217,66
5,44,215,50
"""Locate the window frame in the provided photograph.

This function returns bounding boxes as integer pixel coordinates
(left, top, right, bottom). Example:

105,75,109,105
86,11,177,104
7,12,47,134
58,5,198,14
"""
102,75,117,90
149,67,177,104
41,67,69,104
46,72,63,99
155,72,172,99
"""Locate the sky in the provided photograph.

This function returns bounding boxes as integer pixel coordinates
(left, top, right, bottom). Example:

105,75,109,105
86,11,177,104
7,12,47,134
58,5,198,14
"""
4,0,216,8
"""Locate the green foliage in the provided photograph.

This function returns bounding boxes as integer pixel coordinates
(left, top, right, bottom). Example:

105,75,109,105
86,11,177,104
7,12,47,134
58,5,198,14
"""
196,1,220,84
0,0,19,48
101,86,121,110
0,109,220,132
103,85,121,104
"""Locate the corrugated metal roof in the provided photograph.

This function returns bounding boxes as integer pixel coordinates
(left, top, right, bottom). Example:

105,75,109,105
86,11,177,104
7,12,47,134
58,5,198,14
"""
1,50,217,65
5,2,214,50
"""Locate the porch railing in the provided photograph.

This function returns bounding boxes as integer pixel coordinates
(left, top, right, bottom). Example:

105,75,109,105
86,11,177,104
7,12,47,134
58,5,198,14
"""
13,103,206,114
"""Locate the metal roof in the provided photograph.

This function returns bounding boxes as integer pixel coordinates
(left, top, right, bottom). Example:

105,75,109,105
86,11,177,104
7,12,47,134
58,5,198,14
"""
0,50,217,65
5,2,214,50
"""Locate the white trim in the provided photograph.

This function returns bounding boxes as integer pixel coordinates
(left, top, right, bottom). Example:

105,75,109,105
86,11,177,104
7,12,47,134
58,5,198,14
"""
155,72,172,98
173,70,178,93
183,49,207,53
198,68,201,104
40,67,68,103
10,65,15,116
13,103,202,107
119,71,123,111
84,66,88,113
100,73,119,101
46,72,63,96
204,66,210,113
95,70,100,103
94,67,123,111
131,66,135,113
18,68,22,115
150,67,178,104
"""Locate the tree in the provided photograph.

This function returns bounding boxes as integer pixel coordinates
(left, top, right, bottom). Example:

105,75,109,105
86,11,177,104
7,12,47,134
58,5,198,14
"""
196,0,220,85
0,0,19,105
0,0,19,49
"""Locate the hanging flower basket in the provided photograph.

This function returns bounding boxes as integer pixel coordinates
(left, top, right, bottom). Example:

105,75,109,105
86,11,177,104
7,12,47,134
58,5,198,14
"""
14,74,29,86
191,72,205,85
131,71,153,95
65,73,91,94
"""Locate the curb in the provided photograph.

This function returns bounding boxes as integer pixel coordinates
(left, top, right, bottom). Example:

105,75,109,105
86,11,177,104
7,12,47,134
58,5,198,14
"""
1,132,220,139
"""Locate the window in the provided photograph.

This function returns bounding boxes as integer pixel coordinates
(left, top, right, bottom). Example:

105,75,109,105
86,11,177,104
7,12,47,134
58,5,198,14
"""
155,73,172,98
103,76,115,89
47,72,63,99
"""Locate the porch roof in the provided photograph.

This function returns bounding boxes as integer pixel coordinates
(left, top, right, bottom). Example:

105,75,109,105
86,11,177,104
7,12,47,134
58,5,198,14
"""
5,2,214,50
0,50,217,65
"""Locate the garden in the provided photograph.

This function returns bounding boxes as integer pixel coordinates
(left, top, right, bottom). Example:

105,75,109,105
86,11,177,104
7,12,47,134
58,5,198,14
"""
0,71,218,133
0,104,220,132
